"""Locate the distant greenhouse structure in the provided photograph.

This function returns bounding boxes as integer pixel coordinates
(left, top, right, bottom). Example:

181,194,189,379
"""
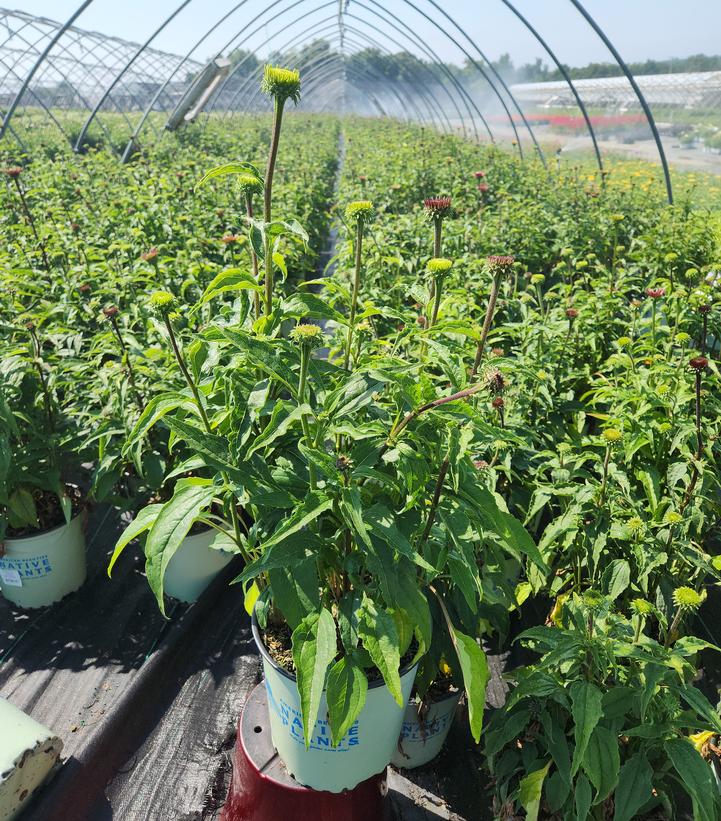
3,0,721,198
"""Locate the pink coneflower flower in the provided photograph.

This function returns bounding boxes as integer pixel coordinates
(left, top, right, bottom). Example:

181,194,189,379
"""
103,305,119,318
491,347,505,357
487,256,515,276
646,287,665,299
566,308,579,319
473,170,486,179
416,315,427,328
473,459,489,471
141,247,158,261
358,174,368,183
2,166,22,179
478,183,489,193
698,304,711,315
689,356,708,371
423,197,452,218
78,283,91,294
221,234,239,244
492,396,505,409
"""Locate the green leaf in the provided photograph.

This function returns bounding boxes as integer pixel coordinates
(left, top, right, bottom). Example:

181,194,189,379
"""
602,559,631,601
268,558,320,630
218,327,297,395
291,608,338,748
125,392,198,449
107,503,162,576
145,483,215,615
358,596,402,705
665,738,718,821
570,680,603,776
451,628,489,743
518,760,551,821
613,753,653,821
575,774,593,820
245,402,310,458
256,491,333,552
673,684,721,734
7,488,37,528
583,725,619,804
163,416,239,477
196,161,263,188
326,656,368,746
197,268,261,308
464,485,547,574
339,486,372,549
282,292,344,323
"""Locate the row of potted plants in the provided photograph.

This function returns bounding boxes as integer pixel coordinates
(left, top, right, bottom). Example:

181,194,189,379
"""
2,65,721,812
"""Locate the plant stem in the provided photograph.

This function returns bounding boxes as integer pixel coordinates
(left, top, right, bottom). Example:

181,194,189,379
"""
343,218,364,370
417,457,449,550
109,316,144,411
263,97,285,317
598,445,611,508
664,605,683,648
13,178,50,272
245,193,261,320
163,315,210,433
298,342,317,490
471,271,502,378
389,383,484,443
28,326,54,434
429,274,443,328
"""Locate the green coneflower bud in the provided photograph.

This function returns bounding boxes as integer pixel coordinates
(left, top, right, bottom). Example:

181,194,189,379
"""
601,428,622,443
627,516,645,535
672,586,705,611
345,200,374,224
664,510,683,525
676,332,691,344
290,323,323,347
427,257,453,276
616,336,632,347
583,589,605,611
236,173,264,198
261,65,301,104
148,291,175,314
530,273,545,285
610,213,625,223
557,442,571,454
631,598,654,616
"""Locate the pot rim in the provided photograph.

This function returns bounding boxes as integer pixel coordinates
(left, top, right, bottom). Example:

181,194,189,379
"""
3,509,85,544
251,606,418,690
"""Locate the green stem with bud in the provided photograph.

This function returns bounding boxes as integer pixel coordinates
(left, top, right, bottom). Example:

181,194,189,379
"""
471,270,502,378
263,97,286,318
297,340,317,491
162,313,249,563
245,193,261,320
344,218,365,370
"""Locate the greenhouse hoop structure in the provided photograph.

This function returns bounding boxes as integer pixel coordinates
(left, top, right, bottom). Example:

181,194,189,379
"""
0,0,693,200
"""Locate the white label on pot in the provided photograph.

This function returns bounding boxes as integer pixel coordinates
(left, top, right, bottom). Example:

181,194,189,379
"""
0,555,52,579
273,693,359,751
0,567,22,587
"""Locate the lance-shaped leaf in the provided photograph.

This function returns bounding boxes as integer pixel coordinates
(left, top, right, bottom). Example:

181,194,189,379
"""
358,596,403,705
519,760,551,821
196,268,262,309
245,402,310,458
326,656,368,746
124,392,199,452
108,503,162,577
291,608,338,747
450,628,489,743
196,161,263,188
570,680,603,775
256,491,334,552
665,738,718,821
144,482,216,615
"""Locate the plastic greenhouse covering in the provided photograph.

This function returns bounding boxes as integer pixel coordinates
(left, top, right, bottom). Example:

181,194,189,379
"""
1,1,720,202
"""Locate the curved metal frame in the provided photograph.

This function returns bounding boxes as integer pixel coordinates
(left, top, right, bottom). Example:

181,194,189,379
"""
498,0,603,175
568,0,673,203
0,0,674,190
217,16,455,133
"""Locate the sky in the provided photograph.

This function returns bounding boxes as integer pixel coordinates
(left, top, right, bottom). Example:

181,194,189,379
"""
14,0,721,68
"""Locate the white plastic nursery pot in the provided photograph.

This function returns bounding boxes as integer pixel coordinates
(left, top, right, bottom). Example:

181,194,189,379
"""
391,689,462,769
252,611,417,793
0,514,86,609
162,527,234,603
0,698,63,821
